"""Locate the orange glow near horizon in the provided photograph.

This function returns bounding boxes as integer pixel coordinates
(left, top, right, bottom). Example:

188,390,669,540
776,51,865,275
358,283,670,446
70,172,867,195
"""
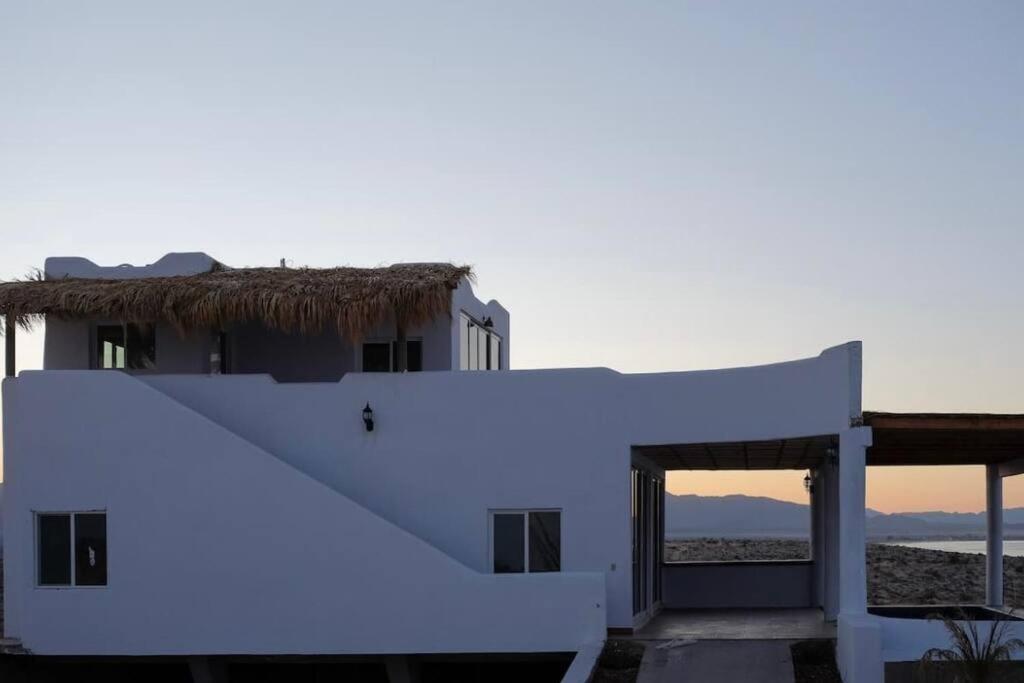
667,467,1024,514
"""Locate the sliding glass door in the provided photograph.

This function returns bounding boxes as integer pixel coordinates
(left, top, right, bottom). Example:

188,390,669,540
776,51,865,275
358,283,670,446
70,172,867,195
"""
632,466,664,620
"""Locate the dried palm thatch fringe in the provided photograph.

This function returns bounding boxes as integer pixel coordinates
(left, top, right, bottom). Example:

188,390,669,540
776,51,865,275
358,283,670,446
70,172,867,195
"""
0,263,473,341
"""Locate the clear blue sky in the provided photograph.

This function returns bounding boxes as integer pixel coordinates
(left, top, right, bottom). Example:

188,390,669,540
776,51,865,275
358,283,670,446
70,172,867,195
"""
2,2,1022,510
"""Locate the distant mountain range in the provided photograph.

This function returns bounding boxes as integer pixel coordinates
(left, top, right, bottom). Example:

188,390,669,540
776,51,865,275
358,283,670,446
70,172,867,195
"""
666,493,1024,540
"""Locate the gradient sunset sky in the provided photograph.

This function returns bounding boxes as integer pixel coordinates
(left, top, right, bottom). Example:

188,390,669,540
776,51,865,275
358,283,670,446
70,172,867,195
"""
1,2,1022,513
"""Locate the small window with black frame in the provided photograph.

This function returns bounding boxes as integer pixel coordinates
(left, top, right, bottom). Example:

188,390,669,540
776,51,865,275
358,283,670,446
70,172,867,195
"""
96,324,156,370
391,339,423,372
38,512,107,587
363,339,423,372
362,342,392,372
491,510,561,573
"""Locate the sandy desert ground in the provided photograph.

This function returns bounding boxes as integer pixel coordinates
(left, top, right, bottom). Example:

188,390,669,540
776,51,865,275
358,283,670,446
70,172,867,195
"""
666,538,1024,605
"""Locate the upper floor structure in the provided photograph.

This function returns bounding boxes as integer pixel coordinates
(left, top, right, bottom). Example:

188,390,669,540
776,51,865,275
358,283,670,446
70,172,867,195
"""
3,252,509,382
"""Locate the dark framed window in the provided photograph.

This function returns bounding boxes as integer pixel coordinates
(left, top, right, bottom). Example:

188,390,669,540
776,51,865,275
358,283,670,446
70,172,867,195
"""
460,317,471,370
491,510,561,574
528,511,561,572
96,324,155,370
213,331,230,374
38,514,72,586
96,326,126,369
75,513,108,586
391,339,423,372
468,324,478,369
488,336,501,371
363,340,423,372
460,313,502,371
476,327,487,370
126,323,156,369
38,512,107,587
492,513,525,573
362,342,391,372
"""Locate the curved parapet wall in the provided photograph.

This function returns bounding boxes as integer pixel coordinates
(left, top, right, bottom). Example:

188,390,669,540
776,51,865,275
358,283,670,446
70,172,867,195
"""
44,253,219,280
451,276,510,371
620,341,860,445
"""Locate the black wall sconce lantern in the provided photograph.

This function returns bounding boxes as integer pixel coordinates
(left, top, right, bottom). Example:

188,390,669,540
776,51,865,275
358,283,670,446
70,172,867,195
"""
803,471,813,494
483,316,494,328
362,403,375,432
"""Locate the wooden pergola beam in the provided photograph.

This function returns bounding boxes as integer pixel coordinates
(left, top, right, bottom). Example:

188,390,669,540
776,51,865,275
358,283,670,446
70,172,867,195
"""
999,457,1024,478
703,443,718,470
864,411,1024,432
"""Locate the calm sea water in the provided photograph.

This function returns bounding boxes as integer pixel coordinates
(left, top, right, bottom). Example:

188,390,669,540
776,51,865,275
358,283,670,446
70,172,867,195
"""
884,540,1024,557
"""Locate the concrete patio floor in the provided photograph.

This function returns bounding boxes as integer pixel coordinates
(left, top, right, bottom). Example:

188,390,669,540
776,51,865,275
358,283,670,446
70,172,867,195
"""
636,639,798,683
631,608,835,641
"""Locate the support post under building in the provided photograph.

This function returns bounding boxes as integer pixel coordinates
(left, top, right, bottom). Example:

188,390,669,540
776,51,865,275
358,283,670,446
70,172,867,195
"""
4,315,14,378
987,463,1004,608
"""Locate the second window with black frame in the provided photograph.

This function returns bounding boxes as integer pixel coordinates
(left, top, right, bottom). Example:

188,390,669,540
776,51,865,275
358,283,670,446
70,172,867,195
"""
37,511,108,587
491,510,561,573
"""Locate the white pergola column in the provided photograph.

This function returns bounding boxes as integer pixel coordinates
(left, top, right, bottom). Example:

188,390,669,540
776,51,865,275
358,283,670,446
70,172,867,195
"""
987,463,1004,608
838,427,871,616
823,457,840,620
810,466,826,607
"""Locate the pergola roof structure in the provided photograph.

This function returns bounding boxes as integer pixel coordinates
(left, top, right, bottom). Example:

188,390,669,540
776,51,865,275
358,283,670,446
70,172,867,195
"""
634,435,835,471
864,411,1024,470
635,412,1024,472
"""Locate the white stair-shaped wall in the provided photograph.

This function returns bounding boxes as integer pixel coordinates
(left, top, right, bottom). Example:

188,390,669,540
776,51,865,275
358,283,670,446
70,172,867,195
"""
2,371,605,656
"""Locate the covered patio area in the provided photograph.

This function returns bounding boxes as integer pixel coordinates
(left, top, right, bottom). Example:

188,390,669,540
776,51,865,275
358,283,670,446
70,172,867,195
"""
864,411,1024,609
632,427,873,632
632,414,1024,681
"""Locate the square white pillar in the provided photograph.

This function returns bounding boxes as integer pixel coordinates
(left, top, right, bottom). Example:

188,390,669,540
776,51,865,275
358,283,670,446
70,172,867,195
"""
838,427,871,616
823,458,840,621
810,467,826,607
986,463,1004,608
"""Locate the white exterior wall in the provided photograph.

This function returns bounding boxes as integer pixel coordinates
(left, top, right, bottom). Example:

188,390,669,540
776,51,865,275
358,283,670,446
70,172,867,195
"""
145,343,853,630
876,614,1024,662
2,342,858,655
1,371,605,655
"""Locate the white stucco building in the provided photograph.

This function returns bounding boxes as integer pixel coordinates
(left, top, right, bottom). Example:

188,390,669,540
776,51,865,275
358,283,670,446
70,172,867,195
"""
1,253,1021,682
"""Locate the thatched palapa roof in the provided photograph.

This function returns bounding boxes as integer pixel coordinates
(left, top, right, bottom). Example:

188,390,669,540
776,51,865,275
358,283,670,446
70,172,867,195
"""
0,262,473,340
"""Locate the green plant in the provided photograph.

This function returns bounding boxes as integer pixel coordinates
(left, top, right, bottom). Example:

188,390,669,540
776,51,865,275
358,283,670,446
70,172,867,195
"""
918,608,1024,682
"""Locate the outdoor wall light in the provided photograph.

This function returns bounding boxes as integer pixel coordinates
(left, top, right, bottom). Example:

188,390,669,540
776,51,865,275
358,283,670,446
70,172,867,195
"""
803,471,813,494
362,403,375,432
483,316,494,328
